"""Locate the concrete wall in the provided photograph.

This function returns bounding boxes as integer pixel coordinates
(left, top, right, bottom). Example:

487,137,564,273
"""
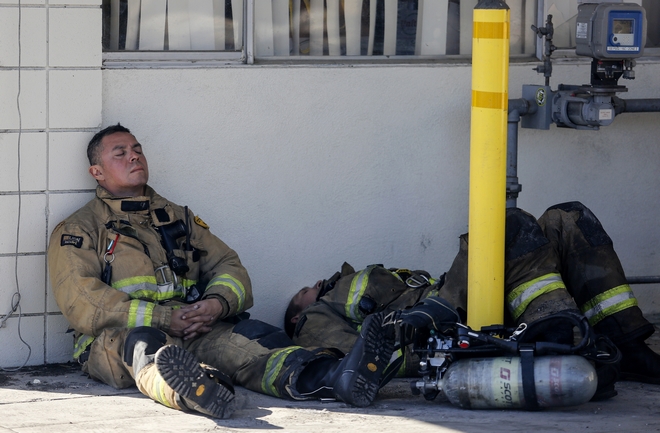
0,1,659,368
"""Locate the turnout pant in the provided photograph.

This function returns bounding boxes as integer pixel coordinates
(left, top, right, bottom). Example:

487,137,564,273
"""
82,318,334,399
441,201,653,343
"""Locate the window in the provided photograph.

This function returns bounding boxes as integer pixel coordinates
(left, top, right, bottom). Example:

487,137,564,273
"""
102,0,244,65
102,0,659,65
253,0,537,58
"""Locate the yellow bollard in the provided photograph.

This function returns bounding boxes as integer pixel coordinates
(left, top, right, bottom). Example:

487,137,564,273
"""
467,0,509,330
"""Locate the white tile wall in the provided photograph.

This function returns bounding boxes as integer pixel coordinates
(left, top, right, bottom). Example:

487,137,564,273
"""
0,194,47,254
48,70,102,129
0,132,47,192
0,7,47,67
47,191,96,238
0,1,46,5
49,0,101,5
46,314,74,364
0,255,46,314
0,316,45,367
0,2,102,367
0,70,47,130
49,7,102,67
49,132,98,190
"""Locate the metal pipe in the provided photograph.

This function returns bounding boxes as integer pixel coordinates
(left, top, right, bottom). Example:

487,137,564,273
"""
612,97,660,115
467,0,510,330
627,276,660,285
506,98,532,209
507,108,521,209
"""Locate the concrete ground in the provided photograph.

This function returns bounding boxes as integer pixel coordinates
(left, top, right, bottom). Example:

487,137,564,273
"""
2,320,660,433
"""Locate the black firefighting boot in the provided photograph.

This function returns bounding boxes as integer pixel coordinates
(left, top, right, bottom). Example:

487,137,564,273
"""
155,345,235,418
296,311,396,407
618,338,660,385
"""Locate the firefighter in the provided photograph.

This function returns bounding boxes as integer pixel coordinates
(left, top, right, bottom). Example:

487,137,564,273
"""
286,203,660,399
48,124,397,419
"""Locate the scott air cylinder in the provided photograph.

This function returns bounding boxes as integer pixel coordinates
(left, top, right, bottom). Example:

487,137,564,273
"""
439,355,597,410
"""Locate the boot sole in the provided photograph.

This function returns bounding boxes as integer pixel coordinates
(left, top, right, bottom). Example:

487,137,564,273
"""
155,345,235,419
346,315,396,407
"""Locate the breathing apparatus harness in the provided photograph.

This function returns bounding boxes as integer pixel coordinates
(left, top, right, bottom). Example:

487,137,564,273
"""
397,298,621,410
102,206,204,303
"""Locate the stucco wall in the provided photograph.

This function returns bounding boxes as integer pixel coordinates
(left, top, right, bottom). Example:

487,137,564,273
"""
101,61,660,328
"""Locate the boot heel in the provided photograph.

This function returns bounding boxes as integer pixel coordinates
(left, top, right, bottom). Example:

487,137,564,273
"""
155,345,235,418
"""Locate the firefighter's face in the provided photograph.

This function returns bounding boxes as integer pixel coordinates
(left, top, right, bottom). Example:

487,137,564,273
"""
89,132,150,197
292,280,323,311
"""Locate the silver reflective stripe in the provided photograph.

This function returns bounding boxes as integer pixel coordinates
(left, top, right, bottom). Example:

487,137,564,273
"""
207,274,246,311
128,299,154,327
582,285,638,325
114,277,184,301
507,273,565,320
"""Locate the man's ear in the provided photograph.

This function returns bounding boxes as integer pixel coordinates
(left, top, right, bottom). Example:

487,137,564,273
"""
291,314,300,324
89,164,104,181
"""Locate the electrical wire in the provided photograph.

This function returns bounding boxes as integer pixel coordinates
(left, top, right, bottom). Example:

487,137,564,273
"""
1,0,33,372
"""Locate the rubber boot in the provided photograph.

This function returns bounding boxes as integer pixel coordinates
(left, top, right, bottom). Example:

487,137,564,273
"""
126,328,181,411
618,338,660,385
155,345,236,418
296,311,396,407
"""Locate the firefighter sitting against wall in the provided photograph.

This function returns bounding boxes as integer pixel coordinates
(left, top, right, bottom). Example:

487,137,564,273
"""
48,124,400,419
285,202,660,400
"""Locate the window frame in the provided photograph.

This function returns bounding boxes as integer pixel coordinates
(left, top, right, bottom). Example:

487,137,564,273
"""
101,0,659,69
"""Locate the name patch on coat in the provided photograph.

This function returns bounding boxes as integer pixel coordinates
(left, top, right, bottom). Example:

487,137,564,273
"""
61,234,83,248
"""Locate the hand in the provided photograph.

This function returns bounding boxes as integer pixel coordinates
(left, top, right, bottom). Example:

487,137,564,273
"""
178,298,223,340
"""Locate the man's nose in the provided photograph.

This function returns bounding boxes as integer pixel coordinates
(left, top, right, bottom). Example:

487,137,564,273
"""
129,151,140,161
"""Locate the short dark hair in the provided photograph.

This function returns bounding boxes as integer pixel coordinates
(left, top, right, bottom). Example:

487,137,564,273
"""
284,297,303,338
87,123,131,166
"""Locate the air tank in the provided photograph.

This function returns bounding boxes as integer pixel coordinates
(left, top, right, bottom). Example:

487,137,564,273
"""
439,356,597,409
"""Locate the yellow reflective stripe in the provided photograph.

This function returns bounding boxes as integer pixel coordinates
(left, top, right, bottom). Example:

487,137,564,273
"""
346,266,375,321
129,287,185,301
390,348,406,377
113,275,157,290
207,274,246,311
473,21,509,40
73,334,95,359
472,90,507,110
152,374,178,409
581,284,638,326
262,347,300,397
390,271,404,283
113,276,183,300
128,300,155,328
113,276,195,301
507,273,565,320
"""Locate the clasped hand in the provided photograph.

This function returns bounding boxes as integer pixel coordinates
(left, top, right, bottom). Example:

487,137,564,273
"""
169,298,223,340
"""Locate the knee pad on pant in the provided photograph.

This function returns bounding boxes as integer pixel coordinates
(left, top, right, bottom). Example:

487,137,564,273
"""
233,319,295,349
505,208,550,261
545,201,612,247
123,326,167,366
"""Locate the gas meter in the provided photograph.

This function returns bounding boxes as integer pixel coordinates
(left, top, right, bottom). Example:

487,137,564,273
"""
521,2,648,131
576,2,646,60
